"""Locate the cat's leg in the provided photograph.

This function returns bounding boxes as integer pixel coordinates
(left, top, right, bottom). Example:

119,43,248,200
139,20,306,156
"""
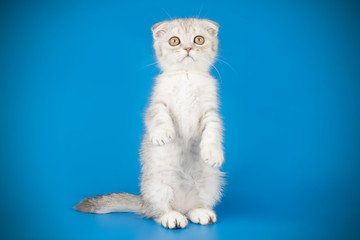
200,109,224,167
199,109,224,167
145,100,175,146
187,164,223,225
141,171,188,229
142,178,188,229
140,143,188,229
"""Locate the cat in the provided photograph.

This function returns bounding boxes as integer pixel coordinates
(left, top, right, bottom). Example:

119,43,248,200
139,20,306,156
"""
75,18,225,229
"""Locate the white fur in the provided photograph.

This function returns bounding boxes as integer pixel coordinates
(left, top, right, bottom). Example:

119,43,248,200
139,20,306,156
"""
140,19,224,225
75,18,224,230
187,208,217,225
157,211,188,229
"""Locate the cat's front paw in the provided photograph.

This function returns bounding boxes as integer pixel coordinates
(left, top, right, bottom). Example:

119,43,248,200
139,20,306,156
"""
200,145,224,167
150,126,175,146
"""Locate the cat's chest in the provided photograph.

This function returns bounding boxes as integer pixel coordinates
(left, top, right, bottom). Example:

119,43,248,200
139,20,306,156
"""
163,72,213,138
166,72,207,109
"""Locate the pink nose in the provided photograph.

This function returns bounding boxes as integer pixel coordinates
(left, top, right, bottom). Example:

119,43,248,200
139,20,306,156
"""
185,48,192,54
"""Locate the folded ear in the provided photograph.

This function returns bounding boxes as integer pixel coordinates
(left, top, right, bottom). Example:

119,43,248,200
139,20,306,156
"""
151,21,169,39
204,19,219,36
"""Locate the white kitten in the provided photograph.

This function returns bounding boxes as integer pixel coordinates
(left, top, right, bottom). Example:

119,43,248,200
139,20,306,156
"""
75,18,225,229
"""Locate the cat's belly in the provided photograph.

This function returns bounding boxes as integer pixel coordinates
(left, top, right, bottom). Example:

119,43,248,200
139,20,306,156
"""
173,111,201,140
170,155,222,213
171,156,203,213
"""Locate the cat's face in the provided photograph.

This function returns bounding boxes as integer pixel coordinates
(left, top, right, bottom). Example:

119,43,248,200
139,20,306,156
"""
152,19,219,72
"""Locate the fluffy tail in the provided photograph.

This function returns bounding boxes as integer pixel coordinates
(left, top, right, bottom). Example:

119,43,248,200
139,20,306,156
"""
74,192,143,214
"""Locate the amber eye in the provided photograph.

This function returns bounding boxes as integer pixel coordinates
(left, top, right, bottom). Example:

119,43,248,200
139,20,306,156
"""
169,36,181,46
194,35,205,45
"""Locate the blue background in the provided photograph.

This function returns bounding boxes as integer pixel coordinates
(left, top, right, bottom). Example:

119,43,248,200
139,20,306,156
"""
1,0,359,239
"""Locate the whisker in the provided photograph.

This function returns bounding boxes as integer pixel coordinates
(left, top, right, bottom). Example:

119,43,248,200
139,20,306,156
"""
215,57,236,73
196,4,204,18
162,8,173,20
142,61,159,69
200,57,223,83
210,63,222,83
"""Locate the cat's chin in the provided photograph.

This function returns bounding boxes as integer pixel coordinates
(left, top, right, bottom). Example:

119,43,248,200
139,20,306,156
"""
181,56,195,64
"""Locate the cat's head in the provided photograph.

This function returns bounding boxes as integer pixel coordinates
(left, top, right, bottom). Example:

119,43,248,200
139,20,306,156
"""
152,18,219,72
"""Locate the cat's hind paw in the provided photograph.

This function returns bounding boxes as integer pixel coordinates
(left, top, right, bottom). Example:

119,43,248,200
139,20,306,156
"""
158,211,188,229
187,208,217,225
